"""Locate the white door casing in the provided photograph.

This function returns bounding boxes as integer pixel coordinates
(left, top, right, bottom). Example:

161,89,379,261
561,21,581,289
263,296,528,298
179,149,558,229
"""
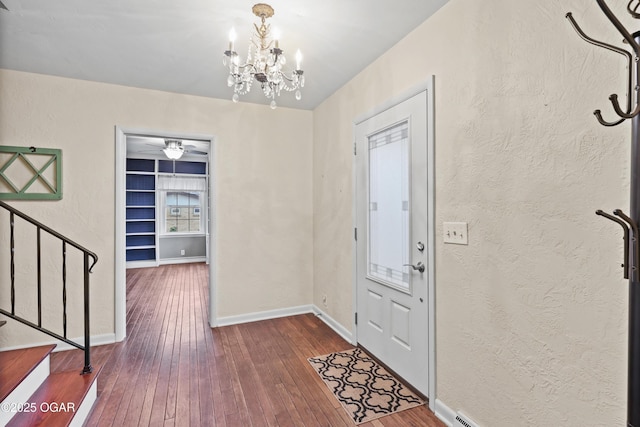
355,87,432,397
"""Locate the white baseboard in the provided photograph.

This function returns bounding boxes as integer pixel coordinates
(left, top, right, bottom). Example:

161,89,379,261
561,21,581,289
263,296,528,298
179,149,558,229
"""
211,305,355,348
126,260,158,269
214,305,354,346
215,305,314,327
158,257,206,265
0,333,116,353
434,398,456,427
311,305,354,344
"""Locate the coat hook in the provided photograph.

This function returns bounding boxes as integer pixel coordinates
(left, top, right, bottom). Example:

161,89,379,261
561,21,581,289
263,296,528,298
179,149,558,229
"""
594,110,625,127
596,209,630,279
570,3,640,423
628,0,640,19
29,146,36,153
566,11,635,123
615,209,640,276
597,0,640,54
610,94,640,119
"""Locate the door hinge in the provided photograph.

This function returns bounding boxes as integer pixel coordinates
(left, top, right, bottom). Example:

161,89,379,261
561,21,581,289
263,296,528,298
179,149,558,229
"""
354,227,357,241
355,312,358,325
354,141,357,155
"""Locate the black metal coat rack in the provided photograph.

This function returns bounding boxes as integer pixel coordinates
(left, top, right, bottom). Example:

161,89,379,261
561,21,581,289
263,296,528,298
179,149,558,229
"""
566,2,640,426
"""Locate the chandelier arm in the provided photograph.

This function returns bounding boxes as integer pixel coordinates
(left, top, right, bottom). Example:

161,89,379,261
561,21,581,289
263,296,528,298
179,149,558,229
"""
276,71,303,84
231,60,252,70
279,74,296,83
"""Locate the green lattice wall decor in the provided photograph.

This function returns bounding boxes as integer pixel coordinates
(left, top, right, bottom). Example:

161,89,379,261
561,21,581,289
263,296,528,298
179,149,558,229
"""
0,146,62,200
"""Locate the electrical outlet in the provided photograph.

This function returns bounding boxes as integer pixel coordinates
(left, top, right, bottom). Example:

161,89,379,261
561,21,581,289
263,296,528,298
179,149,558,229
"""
322,294,327,307
180,249,185,256
443,222,468,245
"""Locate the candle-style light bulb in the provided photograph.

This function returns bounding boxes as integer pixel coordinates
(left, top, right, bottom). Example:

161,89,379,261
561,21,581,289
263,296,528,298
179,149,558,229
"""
273,28,280,49
228,28,237,51
295,49,302,70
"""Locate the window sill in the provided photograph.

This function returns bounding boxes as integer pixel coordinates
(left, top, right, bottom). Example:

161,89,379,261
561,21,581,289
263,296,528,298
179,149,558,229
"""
159,233,207,238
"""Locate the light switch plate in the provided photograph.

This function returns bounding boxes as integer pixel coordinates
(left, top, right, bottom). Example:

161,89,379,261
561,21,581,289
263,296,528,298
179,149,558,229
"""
443,222,468,245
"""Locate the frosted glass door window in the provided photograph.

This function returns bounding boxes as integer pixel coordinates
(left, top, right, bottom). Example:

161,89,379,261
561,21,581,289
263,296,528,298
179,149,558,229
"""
367,121,410,290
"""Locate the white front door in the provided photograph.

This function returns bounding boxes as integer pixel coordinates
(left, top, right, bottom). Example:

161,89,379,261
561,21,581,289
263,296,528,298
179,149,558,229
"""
355,90,430,395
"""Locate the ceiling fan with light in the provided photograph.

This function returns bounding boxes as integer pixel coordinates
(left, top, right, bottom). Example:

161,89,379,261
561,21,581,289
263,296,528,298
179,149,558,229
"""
161,139,209,160
129,138,209,160
163,139,185,159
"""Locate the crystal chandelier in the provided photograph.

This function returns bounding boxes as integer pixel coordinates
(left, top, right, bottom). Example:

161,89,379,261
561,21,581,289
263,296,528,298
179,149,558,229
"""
223,3,304,109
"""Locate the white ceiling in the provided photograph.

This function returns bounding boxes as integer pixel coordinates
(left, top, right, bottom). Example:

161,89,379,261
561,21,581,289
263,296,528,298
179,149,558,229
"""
0,0,447,110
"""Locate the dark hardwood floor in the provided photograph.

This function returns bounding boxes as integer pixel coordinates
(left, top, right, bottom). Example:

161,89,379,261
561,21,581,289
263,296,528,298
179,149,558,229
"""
50,263,444,426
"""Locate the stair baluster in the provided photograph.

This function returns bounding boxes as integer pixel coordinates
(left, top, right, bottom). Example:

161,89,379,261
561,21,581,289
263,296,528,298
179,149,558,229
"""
0,200,98,375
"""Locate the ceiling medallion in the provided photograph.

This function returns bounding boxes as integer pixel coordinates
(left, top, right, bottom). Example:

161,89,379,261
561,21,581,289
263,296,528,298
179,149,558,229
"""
223,3,304,109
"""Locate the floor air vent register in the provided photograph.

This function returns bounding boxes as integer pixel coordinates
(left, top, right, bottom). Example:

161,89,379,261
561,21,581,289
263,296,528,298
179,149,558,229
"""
453,412,479,427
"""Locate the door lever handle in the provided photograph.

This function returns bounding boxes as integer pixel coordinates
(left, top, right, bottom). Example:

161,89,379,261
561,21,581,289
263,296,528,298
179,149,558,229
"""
404,262,425,273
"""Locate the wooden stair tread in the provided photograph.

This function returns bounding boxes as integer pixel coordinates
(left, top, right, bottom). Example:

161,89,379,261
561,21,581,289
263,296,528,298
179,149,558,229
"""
0,345,56,402
6,365,102,427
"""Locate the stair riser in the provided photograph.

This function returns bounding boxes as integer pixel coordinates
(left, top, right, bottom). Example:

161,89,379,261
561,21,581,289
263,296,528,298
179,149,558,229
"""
0,356,50,426
69,380,97,427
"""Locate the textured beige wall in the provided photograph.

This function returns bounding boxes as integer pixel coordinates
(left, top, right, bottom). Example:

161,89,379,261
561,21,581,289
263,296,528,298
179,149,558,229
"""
0,0,634,423
313,0,630,425
0,69,313,348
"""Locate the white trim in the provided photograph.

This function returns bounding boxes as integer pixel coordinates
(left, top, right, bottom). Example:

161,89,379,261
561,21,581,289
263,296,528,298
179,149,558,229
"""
159,233,207,239
126,260,158,269
208,138,217,326
426,75,437,411
0,355,50,426
158,256,207,265
216,305,313,327
354,80,435,126
0,333,116,353
352,137,359,347
311,305,353,343
69,379,97,427
115,127,127,342
115,127,217,338
351,76,437,407
434,398,456,427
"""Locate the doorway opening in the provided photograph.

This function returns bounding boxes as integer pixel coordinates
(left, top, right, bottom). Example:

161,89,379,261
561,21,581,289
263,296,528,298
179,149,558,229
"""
115,127,217,342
